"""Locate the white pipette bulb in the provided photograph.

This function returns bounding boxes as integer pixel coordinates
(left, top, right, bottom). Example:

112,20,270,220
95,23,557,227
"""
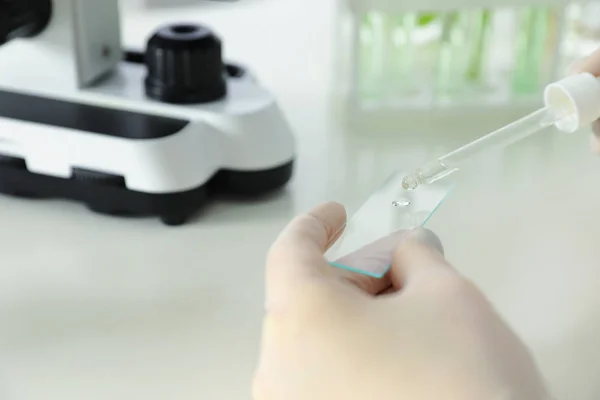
544,72,600,133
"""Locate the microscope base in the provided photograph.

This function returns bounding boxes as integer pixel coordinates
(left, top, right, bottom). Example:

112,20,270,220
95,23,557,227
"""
0,157,293,226
0,6,297,227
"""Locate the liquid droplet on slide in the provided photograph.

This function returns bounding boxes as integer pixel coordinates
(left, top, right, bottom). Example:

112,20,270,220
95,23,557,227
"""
392,198,411,207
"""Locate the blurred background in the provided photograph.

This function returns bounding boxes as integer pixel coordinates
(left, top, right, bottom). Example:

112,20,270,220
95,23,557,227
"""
117,0,600,207
2,1,600,399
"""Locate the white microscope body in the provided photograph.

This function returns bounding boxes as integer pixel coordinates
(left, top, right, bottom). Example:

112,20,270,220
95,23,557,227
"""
0,0,295,225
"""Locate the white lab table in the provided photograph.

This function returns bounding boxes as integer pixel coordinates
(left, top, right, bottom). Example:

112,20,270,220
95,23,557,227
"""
1,0,599,399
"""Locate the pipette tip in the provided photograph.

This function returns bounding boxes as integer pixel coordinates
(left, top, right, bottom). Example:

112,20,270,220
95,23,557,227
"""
402,174,418,190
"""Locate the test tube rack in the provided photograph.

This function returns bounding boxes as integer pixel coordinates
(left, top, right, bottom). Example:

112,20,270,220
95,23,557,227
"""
334,0,600,133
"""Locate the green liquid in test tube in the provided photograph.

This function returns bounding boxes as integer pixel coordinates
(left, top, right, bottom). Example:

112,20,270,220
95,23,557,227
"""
436,9,492,96
411,12,443,95
385,13,416,97
437,10,466,94
512,7,551,94
357,12,384,103
465,9,492,83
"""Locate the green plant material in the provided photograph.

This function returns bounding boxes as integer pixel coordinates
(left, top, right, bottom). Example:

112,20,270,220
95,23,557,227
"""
512,7,550,94
417,12,439,26
466,9,492,81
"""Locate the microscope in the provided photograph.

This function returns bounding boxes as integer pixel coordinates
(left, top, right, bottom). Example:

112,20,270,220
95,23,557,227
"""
0,0,295,226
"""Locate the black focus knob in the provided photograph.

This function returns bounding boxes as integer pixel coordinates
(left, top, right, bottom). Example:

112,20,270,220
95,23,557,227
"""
144,23,227,104
0,0,52,46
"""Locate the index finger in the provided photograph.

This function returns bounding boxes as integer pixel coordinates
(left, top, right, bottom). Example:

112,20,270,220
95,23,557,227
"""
571,47,600,76
265,202,402,307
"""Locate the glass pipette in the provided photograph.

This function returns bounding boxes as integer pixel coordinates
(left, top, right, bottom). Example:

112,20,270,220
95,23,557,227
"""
402,73,600,190
402,72,600,190
401,106,565,190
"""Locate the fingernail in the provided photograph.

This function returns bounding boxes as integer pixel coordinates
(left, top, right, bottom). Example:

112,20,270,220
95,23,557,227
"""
409,228,444,255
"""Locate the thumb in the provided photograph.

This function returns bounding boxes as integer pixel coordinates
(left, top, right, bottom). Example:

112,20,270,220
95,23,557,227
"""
267,201,347,269
388,228,455,290
265,202,346,305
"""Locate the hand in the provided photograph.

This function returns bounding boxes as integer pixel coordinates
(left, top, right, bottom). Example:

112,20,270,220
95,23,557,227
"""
570,47,600,153
253,202,551,400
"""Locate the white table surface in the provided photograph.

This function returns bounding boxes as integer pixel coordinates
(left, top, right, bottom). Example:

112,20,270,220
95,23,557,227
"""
2,1,600,399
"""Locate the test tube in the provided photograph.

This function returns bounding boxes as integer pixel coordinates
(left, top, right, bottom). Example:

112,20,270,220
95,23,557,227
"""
512,6,553,94
357,12,385,103
436,10,465,95
385,13,417,98
436,9,493,96
412,11,443,97
464,9,493,85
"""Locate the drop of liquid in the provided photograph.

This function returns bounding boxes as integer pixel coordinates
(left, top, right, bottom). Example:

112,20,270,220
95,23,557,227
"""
392,198,411,207
402,175,418,190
